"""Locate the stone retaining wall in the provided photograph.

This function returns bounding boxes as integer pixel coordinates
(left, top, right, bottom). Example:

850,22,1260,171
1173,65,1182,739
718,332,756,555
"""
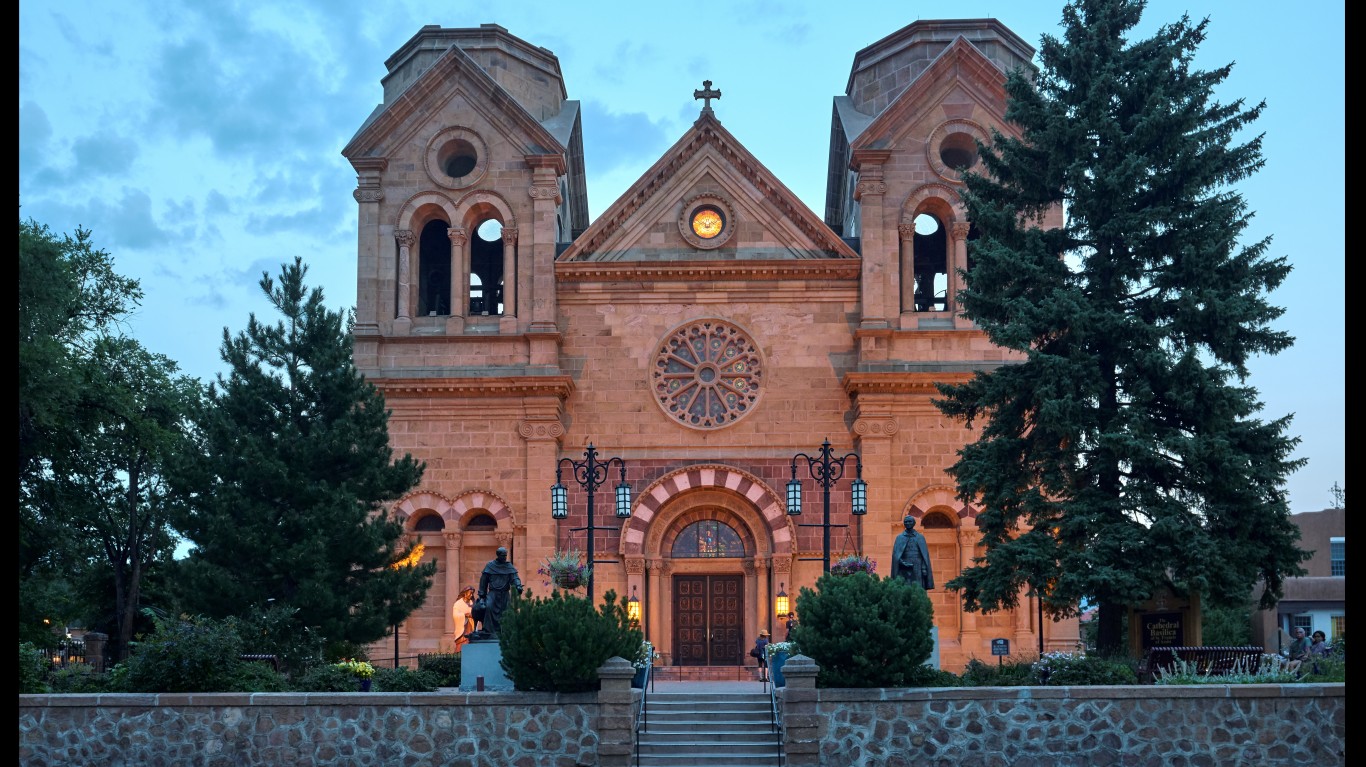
20,656,1346,766
776,654,1346,766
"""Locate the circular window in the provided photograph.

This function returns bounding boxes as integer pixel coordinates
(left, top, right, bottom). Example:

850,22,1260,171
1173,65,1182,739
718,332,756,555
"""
426,127,488,190
926,119,988,182
678,195,735,250
652,319,763,429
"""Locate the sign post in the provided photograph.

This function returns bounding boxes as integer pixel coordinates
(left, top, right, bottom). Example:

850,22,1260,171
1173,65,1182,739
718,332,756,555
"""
991,638,1010,667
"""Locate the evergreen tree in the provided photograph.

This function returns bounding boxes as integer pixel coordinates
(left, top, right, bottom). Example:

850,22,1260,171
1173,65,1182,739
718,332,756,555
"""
174,257,434,651
936,0,1308,655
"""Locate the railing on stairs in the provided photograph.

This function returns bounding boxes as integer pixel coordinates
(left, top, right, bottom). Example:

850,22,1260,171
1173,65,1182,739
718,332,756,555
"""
769,672,784,767
633,657,652,767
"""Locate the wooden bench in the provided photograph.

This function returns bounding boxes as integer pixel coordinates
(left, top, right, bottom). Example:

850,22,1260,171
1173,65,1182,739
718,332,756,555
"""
239,654,280,672
1138,645,1265,682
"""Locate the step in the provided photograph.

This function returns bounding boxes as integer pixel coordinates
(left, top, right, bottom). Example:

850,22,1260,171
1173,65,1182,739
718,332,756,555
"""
634,691,781,767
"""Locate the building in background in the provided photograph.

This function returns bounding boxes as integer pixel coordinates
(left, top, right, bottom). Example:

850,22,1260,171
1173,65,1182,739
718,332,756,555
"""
1252,507,1345,652
341,19,1081,671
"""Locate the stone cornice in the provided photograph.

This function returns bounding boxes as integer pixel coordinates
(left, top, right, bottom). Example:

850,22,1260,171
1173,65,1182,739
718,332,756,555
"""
555,259,861,283
369,375,575,399
842,371,974,396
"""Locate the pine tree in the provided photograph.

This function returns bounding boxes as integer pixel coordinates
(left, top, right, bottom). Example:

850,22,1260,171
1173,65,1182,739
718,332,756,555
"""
936,0,1308,654
174,257,434,651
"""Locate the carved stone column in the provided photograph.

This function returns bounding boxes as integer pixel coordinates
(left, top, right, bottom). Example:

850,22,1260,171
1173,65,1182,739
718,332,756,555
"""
500,226,518,321
443,531,463,644
898,222,916,315
957,525,980,653
852,149,892,329
950,221,971,317
350,157,385,337
447,227,468,332
394,228,414,321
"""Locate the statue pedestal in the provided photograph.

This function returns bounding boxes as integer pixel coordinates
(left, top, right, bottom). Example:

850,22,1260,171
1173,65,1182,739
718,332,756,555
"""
924,626,941,670
460,638,514,691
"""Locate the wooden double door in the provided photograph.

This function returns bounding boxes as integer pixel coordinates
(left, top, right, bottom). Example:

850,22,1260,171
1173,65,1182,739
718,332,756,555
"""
672,575,744,666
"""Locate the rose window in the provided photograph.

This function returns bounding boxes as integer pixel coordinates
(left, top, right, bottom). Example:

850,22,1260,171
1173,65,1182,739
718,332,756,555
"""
652,320,763,429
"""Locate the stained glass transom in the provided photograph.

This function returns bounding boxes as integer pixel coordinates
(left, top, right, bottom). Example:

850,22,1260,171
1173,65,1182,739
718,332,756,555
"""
672,520,745,558
652,320,763,429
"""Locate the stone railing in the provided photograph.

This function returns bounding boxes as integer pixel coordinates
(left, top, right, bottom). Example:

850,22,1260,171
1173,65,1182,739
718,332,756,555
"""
776,654,1345,766
20,654,1346,765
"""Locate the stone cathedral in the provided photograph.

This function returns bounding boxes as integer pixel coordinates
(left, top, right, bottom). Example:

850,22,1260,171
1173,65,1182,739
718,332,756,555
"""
343,18,1078,672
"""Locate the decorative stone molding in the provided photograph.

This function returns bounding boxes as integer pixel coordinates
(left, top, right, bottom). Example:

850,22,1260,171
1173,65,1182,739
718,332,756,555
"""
443,531,463,549
353,188,383,203
678,193,736,250
528,185,561,201
926,118,989,183
394,229,415,248
625,557,645,575
898,223,915,240
425,127,488,190
853,418,899,436
855,180,887,198
952,222,971,240
501,227,518,245
771,557,792,575
650,319,763,429
447,227,467,247
518,420,565,440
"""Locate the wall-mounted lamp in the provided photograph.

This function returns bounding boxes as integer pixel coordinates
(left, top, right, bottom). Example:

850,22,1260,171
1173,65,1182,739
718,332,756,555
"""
775,583,789,618
628,585,642,625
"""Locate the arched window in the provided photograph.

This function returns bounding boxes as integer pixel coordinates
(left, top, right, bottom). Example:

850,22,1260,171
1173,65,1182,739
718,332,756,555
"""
921,511,955,529
417,220,451,316
469,219,504,315
463,513,496,531
671,520,745,558
413,513,445,532
911,213,947,312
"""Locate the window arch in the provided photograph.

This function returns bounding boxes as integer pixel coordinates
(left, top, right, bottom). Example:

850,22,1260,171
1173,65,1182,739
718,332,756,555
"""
463,513,496,531
469,219,504,315
417,219,451,316
911,213,948,312
671,519,746,558
413,513,445,532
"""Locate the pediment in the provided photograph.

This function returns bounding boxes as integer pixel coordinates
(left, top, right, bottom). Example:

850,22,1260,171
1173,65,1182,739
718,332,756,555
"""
343,42,564,164
849,36,1011,155
560,113,856,262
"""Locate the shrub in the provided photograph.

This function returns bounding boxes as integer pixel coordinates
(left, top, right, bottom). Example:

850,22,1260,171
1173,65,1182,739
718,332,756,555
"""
292,663,359,692
499,589,641,692
1033,651,1137,685
235,602,326,675
47,665,114,694
1153,652,1297,685
418,653,461,687
958,656,1037,687
791,572,934,688
374,666,439,692
121,612,250,693
228,661,291,692
19,642,50,694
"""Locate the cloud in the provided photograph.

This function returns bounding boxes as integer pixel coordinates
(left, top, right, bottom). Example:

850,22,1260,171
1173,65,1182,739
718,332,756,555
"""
579,101,673,179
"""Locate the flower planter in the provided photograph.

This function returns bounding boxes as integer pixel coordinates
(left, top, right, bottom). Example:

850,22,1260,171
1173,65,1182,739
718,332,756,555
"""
631,666,648,689
770,652,788,688
553,573,582,589
358,679,372,692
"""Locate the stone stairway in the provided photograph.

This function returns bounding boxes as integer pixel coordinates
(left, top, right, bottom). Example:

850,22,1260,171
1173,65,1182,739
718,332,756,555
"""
634,690,782,766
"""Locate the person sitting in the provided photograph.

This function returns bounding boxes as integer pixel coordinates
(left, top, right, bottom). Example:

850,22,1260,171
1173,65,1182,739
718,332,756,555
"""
1284,627,1311,674
1308,630,1331,675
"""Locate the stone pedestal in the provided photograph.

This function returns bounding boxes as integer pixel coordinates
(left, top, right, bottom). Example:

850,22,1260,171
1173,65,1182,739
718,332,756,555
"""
460,638,513,691
925,626,940,670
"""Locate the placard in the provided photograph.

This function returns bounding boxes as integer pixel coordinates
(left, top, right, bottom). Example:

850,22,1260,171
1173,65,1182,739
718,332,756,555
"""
991,638,1010,656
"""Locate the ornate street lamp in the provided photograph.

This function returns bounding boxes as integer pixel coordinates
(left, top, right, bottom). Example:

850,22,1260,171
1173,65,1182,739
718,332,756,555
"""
788,438,866,573
775,582,789,618
551,443,632,603
628,585,642,627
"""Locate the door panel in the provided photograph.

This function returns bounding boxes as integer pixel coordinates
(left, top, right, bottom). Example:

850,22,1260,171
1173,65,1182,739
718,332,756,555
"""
673,575,743,666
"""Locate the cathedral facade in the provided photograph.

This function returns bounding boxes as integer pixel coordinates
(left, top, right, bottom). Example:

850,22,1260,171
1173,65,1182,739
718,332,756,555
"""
343,18,1076,672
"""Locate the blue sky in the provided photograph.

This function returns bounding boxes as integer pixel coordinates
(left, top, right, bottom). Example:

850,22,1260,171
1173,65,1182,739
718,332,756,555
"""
18,1,1344,513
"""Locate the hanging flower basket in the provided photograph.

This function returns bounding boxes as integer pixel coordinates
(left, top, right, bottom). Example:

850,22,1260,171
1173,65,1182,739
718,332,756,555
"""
830,554,877,576
538,549,592,591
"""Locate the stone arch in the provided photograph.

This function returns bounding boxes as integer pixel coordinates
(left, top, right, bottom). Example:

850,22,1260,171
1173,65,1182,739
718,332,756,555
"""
902,484,978,526
901,182,965,225
393,490,456,532
623,464,793,558
446,489,517,534
396,191,460,232
453,188,518,231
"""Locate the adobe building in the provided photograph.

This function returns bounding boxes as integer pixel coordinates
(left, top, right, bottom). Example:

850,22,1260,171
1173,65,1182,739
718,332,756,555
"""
1251,507,1346,652
342,18,1077,672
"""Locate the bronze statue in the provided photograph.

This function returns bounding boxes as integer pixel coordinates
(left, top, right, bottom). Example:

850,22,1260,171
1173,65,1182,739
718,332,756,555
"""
475,547,523,636
891,515,934,590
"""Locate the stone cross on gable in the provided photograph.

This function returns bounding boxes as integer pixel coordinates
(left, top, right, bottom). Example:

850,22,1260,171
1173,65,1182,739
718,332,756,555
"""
694,80,721,114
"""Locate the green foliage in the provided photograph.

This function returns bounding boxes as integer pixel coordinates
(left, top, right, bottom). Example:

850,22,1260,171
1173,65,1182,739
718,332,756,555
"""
173,257,434,650
1153,652,1297,685
19,642,51,694
498,589,641,692
936,0,1308,655
1032,651,1137,685
791,573,935,688
120,612,248,693
418,653,462,687
234,602,326,675
958,656,1039,687
1200,601,1254,646
373,666,439,692
292,663,359,692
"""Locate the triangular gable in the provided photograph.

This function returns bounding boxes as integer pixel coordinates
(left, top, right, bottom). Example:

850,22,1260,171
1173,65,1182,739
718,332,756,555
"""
849,36,1011,154
560,112,857,262
342,41,564,161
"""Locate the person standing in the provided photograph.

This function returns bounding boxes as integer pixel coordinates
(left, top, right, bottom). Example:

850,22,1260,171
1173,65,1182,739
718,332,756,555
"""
891,515,935,590
477,547,524,636
749,630,771,681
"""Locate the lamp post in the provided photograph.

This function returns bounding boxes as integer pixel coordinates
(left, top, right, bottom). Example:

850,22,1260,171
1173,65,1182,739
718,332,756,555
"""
787,438,867,572
551,443,632,603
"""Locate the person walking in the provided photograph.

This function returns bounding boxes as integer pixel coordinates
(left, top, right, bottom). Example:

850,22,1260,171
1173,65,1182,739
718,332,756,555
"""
750,630,771,681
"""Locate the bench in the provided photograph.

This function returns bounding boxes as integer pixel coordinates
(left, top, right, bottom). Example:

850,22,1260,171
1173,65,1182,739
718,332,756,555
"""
1138,645,1265,682
239,654,281,672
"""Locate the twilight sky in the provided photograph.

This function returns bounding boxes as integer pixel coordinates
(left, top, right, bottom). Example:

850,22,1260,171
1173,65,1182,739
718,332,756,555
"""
18,0,1344,513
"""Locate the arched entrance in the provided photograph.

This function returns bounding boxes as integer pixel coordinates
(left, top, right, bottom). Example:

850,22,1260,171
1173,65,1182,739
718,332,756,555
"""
621,466,795,667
